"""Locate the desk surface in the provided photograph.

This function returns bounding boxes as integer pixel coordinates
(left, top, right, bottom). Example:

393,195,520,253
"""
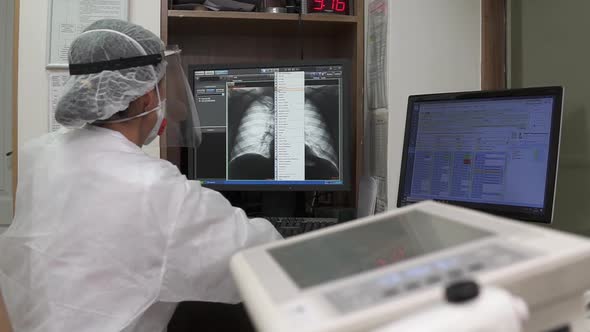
167,302,254,332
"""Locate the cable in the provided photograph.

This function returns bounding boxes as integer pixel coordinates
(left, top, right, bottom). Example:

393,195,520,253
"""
298,10,304,60
311,191,320,209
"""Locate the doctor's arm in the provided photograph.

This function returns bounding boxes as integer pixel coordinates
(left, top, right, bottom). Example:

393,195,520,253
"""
159,181,282,304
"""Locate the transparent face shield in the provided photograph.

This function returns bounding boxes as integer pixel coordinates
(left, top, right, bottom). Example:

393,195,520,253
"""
64,32,201,149
163,46,202,149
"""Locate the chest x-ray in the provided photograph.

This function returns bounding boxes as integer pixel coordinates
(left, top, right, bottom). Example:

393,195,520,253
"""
227,84,341,180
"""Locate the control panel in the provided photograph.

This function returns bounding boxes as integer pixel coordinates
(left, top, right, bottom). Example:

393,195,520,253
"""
325,244,532,313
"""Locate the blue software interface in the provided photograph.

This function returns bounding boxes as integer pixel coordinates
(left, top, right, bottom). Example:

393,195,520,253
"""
400,97,555,210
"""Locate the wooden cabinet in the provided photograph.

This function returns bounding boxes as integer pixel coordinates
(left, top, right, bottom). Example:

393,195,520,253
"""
161,1,364,202
160,4,366,331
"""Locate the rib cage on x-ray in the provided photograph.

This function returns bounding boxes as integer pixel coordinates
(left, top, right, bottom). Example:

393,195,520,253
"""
227,84,340,180
304,100,339,173
230,95,275,162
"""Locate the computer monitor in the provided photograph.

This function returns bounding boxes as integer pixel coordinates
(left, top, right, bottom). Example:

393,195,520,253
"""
188,60,351,191
397,87,563,223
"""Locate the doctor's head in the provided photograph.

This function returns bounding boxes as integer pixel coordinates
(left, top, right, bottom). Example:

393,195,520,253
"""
54,19,168,146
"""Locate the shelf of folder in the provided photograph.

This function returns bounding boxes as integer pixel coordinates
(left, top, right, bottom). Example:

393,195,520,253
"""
168,10,358,24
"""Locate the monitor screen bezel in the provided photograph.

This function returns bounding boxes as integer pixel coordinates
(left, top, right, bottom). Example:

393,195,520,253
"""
187,59,353,192
396,86,564,223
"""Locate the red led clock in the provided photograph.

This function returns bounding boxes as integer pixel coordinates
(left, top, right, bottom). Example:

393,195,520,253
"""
307,0,351,15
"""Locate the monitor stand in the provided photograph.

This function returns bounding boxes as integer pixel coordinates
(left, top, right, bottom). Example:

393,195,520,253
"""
222,191,308,218
261,192,306,217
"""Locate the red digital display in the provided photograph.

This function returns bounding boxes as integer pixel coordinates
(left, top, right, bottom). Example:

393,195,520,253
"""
376,247,407,267
308,0,349,14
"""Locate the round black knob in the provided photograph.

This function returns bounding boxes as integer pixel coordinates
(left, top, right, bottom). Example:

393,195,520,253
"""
445,280,480,303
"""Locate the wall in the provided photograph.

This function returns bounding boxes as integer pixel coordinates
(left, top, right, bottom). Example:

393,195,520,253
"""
17,0,162,158
0,0,14,225
384,0,482,208
510,0,590,235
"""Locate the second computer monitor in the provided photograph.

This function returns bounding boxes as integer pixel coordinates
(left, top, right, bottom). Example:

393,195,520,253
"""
397,87,563,223
189,60,351,191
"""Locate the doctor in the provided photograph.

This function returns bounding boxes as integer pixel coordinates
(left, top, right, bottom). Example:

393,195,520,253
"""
0,19,281,332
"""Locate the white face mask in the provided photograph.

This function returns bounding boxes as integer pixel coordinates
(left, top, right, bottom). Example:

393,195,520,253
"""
143,101,166,146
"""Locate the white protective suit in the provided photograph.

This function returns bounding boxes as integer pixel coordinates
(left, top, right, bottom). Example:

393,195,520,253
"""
0,125,282,331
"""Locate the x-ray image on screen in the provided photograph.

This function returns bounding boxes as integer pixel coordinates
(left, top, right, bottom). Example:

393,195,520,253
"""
227,83,340,180
305,84,340,180
191,62,350,190
227,85,276,180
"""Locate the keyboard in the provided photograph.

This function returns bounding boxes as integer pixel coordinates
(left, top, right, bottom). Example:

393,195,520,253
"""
266,217,339,238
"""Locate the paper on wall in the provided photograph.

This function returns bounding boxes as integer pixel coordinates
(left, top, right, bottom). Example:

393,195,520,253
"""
48,0,129,67
370,109,388,213
48,71,70,132
366,0,389,211
367,0,388,110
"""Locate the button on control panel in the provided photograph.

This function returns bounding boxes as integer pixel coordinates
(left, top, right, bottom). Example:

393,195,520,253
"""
325,244,532,314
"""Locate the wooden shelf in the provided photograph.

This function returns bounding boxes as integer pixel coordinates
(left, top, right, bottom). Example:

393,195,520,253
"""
169,10,297,21
163,0,365,203
302,13,357,23
168,10,358,24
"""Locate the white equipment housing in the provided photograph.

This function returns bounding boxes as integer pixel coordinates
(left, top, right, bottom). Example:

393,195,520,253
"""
231,201,590,332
